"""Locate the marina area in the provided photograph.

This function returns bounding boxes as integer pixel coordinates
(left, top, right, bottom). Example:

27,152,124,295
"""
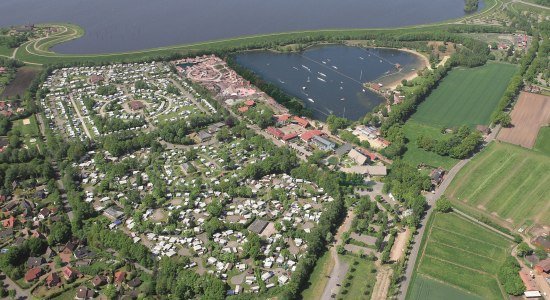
234,45,425,120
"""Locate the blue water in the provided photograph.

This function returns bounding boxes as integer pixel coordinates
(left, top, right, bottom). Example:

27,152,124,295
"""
235,45,423,121
0,0,483,54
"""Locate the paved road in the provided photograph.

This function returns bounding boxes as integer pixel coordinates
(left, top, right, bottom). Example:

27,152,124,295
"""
397,158,470,299
398,130,500,299
1,273,29,299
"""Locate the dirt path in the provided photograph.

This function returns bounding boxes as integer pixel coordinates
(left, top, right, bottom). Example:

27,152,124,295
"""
390,228,410,262
371,265,393,300
320,210,354,300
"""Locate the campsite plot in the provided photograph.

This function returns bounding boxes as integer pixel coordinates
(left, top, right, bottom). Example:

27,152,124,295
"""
409,213,512,300
497,92,550,149
445,142,550,228
411,63,517,128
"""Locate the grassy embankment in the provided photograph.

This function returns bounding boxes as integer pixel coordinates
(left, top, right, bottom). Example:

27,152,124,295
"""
407,212,512,300
401,63,517,170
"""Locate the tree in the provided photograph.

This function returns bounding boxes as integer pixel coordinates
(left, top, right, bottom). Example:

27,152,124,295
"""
243,233,261,260
435,197,453,213
498,256,525,295
48,218,72,245
516,242,532,257
103,284,117,300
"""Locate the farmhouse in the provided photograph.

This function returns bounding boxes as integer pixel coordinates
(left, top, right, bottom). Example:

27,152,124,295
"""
535,258,550,275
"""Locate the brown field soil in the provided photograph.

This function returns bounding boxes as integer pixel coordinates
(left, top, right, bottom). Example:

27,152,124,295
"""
497,92,550,148
0,67,39,100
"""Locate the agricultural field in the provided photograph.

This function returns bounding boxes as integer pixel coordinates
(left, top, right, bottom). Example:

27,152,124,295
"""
408,274,481,300
412,63,517,128
497,92,550,149
402,120,459,170
0,66,39,100
445,142,550,228
534,126,550,155
409,212,512,300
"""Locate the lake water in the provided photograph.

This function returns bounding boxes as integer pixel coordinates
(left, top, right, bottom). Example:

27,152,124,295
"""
234,45,423,121
0,0,482,54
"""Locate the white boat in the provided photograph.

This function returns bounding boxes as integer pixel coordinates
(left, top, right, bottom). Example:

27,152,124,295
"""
317,77,326,82
292,67,299,70
307,76,310,83
318,72,327,77
332,66,338,69
340,98,345,101
301,65,311,72
359,56,364,60
340,86,343,90
380,60,383,63
322,61,327,64
278,79,285,84
302,86,307,90
362,89,366,92
307,98,315,103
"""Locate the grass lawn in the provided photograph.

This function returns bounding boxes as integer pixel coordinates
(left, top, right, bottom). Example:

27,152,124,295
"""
0,44,13,57
337,254,377,300
408,274,481,300
410,212,512,300
412,63,517,128
301,251,333,300
445,142,550,228
402,120,459,170
534,126,550,155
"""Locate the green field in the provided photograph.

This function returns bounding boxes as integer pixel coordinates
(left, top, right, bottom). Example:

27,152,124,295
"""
409,212,512,300
402,120,459,169
408,274,481,300
412,63,518,128
534,127,550,155
337,254,377,300
301,252,333,300
446,142,550,228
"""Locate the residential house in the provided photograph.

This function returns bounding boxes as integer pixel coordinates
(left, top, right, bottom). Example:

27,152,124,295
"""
62,266,78,281
46,272,61,288
24,267,42,282
27,257,45,268
114,271,126,285
92,275,108,287
75,286,94,300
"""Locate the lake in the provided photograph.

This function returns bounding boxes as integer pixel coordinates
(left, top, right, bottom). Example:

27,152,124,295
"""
234,45,424,121
0,0,482,54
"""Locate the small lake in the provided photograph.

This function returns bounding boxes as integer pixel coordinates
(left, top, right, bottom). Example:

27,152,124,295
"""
0,0,483,54
234,45,424,121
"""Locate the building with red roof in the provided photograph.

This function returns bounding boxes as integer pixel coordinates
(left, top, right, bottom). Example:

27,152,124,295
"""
62,266,78,281
292,116,309,128
244,100,255,106
114,271,126,285
238,106,249,113
2,216,15,228
266,127,284,139
300,130,323,142
25,267,42,282
282,133,298,142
